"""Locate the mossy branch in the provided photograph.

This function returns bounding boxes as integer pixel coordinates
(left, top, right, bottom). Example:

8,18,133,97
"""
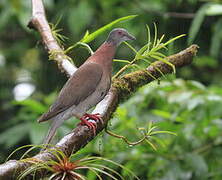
112,45,198,102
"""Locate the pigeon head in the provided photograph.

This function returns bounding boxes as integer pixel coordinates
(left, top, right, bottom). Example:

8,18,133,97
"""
106,28,136,46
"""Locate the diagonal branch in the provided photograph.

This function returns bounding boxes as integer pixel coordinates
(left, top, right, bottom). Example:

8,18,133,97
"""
0,0,199,179
28,0,77,76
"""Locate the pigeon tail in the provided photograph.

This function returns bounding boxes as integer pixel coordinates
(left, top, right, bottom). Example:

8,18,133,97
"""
43,116,66,145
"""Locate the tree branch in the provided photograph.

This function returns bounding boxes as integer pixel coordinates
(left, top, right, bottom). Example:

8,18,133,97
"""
0,0,199,179
28,0,76,77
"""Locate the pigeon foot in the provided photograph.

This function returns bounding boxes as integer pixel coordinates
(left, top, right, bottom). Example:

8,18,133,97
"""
79,113,103,135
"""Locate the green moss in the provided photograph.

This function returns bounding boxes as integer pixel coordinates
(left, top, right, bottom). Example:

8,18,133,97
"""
48,50,73,63
112,79,131,102
112,70,154,102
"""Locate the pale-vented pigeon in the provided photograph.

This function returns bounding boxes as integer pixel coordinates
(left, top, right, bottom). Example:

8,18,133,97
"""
38,28,136,144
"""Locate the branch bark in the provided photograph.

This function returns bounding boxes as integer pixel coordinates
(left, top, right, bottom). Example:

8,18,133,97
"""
28,0,77,76
0,0,199,179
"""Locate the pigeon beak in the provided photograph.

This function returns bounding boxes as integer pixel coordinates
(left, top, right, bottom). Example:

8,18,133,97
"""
126,33,136,40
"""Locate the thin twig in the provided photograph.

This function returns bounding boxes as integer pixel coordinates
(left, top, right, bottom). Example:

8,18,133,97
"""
105,128,146,146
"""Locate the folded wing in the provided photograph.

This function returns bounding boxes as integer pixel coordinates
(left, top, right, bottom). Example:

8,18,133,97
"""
38,62,103,122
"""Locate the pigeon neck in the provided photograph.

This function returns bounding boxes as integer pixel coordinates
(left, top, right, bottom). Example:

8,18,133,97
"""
106,38,120,46
90,42,116,74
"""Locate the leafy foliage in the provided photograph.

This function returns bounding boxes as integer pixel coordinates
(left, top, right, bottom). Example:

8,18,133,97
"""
98,79,222,179
106,120,176,150
188,2,222,58
113,24,185,79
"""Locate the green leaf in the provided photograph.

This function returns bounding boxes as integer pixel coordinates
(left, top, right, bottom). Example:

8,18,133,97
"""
168,91,193,103
124,41,138,54
143,70,157,80
187,97,204,110
150,54,176,73
147,126,158,134
81,15,137,43
158,34,165,45
14,0,31,30
29,123,48,144
185,153,208,178
113,59,131,63
68,1,93,35
206,4,222,16
151,52,166,58
194,56,218,68
0,8,12,30
163,34,186,47
210,18,222,58
151,109,171,119
150,136,166,148
0,123,29,147
187,80,206,90
150,131,177,136
145,139,157,151
12,99,47,114
137,43,150,57
146,25,151,52
153,22,158,48
83,30,90,39
77,42,94,55
188,3,211,44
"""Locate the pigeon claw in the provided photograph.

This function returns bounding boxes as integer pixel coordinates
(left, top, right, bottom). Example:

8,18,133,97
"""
79,113,103,135
83,113,103,124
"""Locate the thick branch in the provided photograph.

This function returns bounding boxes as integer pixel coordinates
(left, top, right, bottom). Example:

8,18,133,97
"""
0,0,199,179
28,0,77,76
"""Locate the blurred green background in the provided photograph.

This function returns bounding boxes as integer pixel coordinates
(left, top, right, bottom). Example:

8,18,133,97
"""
1,0,222,179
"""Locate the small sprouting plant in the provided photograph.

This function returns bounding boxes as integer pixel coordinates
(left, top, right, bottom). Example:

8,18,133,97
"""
50,16,68,47
138,121,177,150
6,145,139,180
106,121,176,150
113,23,185,79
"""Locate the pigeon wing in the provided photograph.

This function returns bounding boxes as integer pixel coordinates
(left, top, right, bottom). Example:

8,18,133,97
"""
38,62,103,122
